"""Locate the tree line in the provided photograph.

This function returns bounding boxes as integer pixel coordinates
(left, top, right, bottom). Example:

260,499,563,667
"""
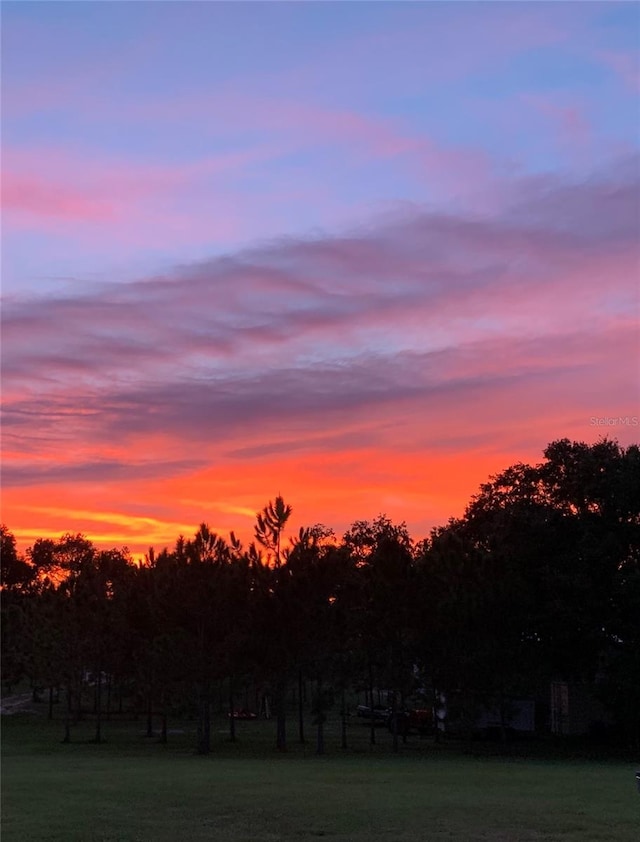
2,438,639,752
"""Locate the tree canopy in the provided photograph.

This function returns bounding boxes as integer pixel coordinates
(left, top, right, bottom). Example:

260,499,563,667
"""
2,438,638,750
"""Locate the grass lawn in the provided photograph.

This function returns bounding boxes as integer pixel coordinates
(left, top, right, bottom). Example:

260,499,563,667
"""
2,714,639,841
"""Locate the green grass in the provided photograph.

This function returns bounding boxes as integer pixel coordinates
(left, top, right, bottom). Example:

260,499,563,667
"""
2,714,639,841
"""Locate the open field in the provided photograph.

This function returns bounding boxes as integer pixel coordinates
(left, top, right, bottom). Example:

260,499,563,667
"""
2,714,639,842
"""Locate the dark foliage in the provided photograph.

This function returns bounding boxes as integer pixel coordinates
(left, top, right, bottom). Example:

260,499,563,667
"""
2,438,638,749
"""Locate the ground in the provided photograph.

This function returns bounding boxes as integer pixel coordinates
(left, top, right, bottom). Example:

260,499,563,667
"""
2,712,638,841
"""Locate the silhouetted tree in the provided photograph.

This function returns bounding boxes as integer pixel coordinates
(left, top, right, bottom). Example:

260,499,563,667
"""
343,516,416,750
255,495,292,567
1,525,33,591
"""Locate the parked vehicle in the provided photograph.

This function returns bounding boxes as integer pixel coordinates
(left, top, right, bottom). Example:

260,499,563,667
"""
228,709,258,720
387,708,434,736
357,703,434,735
356,704,391,724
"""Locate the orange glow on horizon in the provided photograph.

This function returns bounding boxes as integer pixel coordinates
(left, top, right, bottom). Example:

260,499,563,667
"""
1,442,548,557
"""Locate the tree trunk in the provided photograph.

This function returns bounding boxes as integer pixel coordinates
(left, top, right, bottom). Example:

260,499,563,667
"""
106,674,112,721
316,677,325,756
499,694,508,744
275,676,287,752
228,678,236,742
341,687,348,750
197,681,211,755
74,678,82,723
401,689,407,744
462,690,475,747
298,669,305,743
434,690,442,743
368,662,376,746
391,690,399,753
160,693,168,745
62,685,72,743
94,669,103,743
146,685,154,737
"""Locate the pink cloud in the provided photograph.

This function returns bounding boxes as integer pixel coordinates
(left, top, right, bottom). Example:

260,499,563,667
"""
521,94,592,152
4,316,636,555
3,174,117,222
3,144,269,208
3,156,636,389
129,90,494,202
1,143,277,250
597,50,640,93
3,156,637,496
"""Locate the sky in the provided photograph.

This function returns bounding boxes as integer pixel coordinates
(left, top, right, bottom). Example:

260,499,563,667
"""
2,1,639,555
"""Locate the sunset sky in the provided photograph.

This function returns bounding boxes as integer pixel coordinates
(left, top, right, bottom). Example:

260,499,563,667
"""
2,1,639,556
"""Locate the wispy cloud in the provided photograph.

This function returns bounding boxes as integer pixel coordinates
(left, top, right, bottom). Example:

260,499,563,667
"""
3,155,637,503
596,50,640,93
2,1,637,551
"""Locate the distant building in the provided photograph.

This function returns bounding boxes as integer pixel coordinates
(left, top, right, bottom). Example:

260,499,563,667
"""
550,681,613,736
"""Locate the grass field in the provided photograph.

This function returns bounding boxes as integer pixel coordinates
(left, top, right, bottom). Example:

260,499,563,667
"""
2,713,639,841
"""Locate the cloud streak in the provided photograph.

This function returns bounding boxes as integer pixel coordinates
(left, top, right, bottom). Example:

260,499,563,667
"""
3,155,637,530
3,2,639,556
